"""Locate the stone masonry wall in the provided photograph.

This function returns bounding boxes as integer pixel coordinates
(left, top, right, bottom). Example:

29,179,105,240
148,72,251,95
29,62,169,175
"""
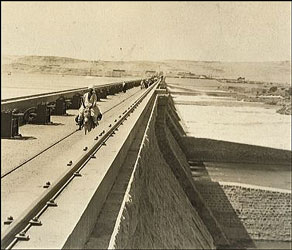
221,185,292,241
195,181,256,248
111,99,214,249
194,181,291,247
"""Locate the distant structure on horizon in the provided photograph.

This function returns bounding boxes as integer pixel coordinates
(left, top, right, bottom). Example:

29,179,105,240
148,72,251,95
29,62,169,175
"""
112,69,126,77
145,70,156,77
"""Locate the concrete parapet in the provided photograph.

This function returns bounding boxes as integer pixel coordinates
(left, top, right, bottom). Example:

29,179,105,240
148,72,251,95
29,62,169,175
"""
62,85,157,249
1,79,144,112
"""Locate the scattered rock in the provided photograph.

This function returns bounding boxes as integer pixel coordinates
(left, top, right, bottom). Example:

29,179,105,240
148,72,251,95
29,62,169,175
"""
276,104,292,115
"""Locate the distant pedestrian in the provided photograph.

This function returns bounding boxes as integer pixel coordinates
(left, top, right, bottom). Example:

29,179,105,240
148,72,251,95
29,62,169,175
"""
140,79,145,89
122,81,127,93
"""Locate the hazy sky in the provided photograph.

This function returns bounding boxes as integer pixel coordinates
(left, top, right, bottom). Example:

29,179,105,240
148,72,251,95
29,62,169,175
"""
2,1,291,62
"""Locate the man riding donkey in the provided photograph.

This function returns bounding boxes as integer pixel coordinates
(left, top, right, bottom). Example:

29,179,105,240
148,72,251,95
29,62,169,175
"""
75,84,102,131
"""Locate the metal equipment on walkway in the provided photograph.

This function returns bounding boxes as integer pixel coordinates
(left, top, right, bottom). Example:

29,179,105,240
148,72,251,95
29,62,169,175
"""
1,111,22,138
51,96,67,115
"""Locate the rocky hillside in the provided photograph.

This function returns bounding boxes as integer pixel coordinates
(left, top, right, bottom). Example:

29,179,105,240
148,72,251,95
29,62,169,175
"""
162,60,291,85
2,55,290,84
1,55,162,77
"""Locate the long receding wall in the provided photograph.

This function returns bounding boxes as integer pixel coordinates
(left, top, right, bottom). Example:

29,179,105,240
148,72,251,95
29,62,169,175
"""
165,93,292,247
181,137,291,165
106,91,291,249
1,79,141,112
108,94,216,249
164,94,291,165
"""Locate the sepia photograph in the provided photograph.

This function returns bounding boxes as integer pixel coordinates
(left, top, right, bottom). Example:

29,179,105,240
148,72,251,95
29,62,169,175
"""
1,1,291,249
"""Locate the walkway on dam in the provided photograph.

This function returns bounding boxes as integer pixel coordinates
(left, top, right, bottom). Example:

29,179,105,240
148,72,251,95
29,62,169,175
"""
1,86,145,231
2,79,291,250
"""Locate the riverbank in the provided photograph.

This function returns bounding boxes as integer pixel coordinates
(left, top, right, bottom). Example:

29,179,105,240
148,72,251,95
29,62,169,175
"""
167,77,291,151
217,79,291,115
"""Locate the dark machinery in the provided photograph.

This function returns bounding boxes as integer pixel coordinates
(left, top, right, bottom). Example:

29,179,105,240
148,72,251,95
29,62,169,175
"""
33,103,51,124
1,111,22,138
23,103,51,125
99,88,107,99
71,93,82,109
51,96,67,115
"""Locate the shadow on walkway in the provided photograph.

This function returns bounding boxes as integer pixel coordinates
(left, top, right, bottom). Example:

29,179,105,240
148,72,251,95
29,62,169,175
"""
1,135,37,140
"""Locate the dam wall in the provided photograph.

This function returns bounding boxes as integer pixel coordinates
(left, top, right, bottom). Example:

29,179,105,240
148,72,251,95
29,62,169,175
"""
181,136,291,166
194,181,291,246
4,78,290,249
106,91,291,249
165,92,291,247
108,94,216,249
220,184,291,241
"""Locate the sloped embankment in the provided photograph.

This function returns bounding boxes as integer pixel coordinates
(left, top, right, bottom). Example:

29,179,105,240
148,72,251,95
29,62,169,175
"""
108,94,218,249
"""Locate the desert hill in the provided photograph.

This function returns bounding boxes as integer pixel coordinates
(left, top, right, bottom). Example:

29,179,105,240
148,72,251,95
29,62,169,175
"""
1,55,290,84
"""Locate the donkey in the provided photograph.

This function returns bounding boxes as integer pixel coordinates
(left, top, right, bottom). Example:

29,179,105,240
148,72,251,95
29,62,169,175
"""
83,107,96,135
75,97,96,135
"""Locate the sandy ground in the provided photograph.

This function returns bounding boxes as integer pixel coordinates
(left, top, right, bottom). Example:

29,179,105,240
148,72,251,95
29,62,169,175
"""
164,60,291,84
176,103,291,150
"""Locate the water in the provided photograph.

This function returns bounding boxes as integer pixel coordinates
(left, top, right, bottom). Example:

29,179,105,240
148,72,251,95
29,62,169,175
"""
169,77,291,190
168,78,291,151
169,78,291,188
1,72,138,100
168,77,291,248
251,240,291,249
205,162,291,190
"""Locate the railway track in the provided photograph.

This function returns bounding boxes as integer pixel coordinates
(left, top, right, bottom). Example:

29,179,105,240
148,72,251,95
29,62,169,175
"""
1,79,160,249
1,88,144,179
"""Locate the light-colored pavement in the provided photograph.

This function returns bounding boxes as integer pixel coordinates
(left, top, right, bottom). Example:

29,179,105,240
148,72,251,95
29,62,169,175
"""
1,86,145,228
1,87,141,176
9,84,157,249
